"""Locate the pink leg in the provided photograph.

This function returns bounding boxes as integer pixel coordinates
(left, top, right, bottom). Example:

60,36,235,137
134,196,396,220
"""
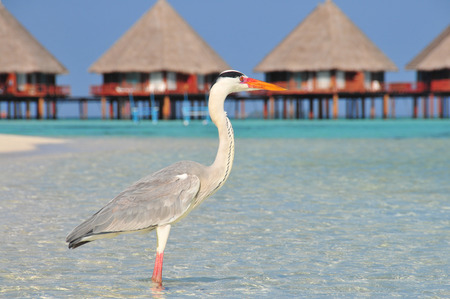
151,251,164,284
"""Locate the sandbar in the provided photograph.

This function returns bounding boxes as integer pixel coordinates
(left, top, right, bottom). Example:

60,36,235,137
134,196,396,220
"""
0,134,67,154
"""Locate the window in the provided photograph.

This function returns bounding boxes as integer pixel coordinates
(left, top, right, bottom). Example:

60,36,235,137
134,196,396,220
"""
197,74,205,91
364,71,371,89
17,73,26,91
317,71,330,89
336,71,345,89
149,72,165,92
125,72,140,85
167,72,177,90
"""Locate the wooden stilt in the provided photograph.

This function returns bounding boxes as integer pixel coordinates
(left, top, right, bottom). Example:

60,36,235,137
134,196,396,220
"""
109,100,114,119
52,100,57,119
38,97,45,119
263,99,268,119
325,98,330,119
26,101,31,119
332,93,338,119
437,96,443,119
429,93,434,118
318,98,323,119
46,100,51,119
383,94,389,119
423,96,428,118
370,97,375,119
101,97,107,120
309,99,314,119
391,97,395,119
361,98,365,119
162,96,170,120
413,97,418,118
269,96,275,119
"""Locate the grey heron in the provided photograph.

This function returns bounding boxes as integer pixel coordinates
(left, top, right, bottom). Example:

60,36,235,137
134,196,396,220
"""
66,70,285,284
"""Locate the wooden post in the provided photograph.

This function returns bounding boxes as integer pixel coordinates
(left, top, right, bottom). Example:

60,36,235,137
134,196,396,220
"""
296,99,302,119
79,99,88,119
282,98,287,119
289,99,295,119
391,97,396,119
101,97,107,120
163,95,171,120
38,97,45,119
325,98,330,119
318,98,323,119
361,97,365,119
413,97,418,118
7,101,11,119
46,100,51,119
109,100,114,119
423,96,428,118
437,96,443,119
26,101,31,119
370,97,375,119
332,93,338,119
13,101,18,119
269,96,275,119
382,94,389,119
309,99,314,119
263,99,268,119
241,100,245,119
429,93,434,118
52,100,57,119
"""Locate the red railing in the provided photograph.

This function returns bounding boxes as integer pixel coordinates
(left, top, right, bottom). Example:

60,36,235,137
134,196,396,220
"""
267,80,438,94
90,82,209,96
430,79,450,92
0,84,70,97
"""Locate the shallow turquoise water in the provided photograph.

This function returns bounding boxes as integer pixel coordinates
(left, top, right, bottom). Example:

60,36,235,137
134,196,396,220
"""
0,119,449,139
0,120,449,297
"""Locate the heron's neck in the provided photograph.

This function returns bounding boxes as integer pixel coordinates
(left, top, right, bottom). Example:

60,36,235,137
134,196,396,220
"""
208,86,235,191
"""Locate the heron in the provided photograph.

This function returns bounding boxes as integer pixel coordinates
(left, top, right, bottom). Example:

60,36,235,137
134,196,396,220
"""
66,70,285,284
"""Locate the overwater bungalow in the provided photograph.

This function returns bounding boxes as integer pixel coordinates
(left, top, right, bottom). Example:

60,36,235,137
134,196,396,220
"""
89,0,229,120
0,2,69,119
406,25,450,118
254,0,397,119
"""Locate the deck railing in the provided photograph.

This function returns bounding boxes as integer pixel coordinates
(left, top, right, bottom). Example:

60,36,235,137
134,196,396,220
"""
0,84,71,97
90,82,208,96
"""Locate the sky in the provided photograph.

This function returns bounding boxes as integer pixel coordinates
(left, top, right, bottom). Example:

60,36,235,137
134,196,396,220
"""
3,0,450,98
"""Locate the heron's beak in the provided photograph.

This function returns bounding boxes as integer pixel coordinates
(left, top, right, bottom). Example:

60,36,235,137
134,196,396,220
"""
244,77,286,91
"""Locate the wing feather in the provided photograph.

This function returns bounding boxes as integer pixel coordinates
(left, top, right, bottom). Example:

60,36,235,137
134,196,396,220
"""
66,166,201,246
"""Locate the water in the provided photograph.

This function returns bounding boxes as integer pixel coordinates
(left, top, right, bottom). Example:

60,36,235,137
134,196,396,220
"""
0,120,449,297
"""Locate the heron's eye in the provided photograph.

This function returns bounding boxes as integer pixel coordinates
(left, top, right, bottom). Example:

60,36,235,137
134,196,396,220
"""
239,76,244,82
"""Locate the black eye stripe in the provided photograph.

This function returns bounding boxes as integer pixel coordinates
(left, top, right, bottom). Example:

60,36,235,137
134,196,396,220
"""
219,71,244,79
211,70,245,87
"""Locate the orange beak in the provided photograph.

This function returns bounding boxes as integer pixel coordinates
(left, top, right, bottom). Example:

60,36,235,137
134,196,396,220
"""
243,77,286,91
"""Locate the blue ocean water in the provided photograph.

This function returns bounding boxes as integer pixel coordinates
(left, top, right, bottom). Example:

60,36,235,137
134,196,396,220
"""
0,119,449,297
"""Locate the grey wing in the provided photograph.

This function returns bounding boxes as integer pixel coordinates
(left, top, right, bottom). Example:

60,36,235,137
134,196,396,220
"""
66,169,200,247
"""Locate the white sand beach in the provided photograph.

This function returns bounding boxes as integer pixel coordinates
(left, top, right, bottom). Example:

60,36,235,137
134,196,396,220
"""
0,134,66,154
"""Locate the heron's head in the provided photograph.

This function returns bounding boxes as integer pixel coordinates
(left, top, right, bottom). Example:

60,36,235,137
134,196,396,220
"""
212,70,285,94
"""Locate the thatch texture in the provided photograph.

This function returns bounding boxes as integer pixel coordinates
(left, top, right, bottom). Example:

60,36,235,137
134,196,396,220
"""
0,3,68,74
89,0,229,74
254,0,397,73
406,25,450,71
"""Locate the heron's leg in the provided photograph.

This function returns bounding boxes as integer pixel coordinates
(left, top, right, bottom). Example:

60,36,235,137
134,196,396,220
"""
151,224,171,283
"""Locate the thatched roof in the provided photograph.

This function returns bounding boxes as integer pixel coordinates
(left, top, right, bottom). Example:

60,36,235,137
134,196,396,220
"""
0,3,68,74
90,0,229,74
406,25,450,71
254,0,397,73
